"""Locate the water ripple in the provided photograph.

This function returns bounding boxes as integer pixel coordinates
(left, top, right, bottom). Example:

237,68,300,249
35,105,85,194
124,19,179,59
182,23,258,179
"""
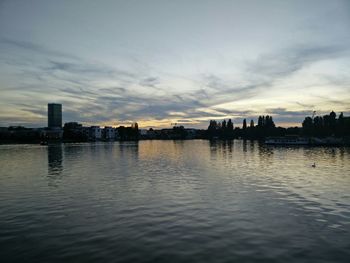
0,141,349,262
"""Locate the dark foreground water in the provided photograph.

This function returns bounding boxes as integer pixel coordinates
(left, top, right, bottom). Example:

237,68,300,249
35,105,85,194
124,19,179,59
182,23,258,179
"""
0,140,349,263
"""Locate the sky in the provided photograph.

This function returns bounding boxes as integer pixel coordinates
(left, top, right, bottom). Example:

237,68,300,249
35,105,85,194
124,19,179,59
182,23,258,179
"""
0,0,349,128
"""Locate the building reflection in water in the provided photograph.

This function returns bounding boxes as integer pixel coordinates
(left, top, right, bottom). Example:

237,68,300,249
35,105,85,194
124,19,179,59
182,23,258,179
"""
47,144,63,187
118,141,139,161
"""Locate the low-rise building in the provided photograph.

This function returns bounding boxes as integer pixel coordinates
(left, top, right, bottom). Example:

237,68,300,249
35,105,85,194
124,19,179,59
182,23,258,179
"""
90,126,102,140
81,127,90,140
103,126,115,140
115,129,120,140
41,127,63,140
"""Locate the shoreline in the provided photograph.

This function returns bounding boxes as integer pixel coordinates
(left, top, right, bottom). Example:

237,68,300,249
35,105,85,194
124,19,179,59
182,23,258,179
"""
1,138,349,147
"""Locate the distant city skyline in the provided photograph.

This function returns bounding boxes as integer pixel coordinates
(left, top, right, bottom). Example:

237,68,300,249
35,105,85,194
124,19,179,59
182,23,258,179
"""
0,0,350,128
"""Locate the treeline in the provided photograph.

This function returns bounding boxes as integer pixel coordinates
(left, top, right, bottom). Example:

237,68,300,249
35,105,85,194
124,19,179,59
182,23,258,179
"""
0,126,42,143
207,119,234,138
206,111,350,139
302,111,350,137
117,123,139,140
207,115,287,139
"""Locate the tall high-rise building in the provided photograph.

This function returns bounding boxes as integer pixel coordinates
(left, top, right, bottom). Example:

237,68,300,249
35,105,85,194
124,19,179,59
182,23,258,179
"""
48,103,62,128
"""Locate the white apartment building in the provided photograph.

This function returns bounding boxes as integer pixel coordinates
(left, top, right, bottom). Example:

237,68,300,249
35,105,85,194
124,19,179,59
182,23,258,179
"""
90,126,102,140
104,126,115,140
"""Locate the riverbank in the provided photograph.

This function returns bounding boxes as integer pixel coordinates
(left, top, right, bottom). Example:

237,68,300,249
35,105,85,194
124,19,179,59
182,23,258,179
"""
1,137,350,146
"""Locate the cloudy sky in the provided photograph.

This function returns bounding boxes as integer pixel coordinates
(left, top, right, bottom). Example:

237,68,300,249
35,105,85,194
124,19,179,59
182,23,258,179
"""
0,0,349,128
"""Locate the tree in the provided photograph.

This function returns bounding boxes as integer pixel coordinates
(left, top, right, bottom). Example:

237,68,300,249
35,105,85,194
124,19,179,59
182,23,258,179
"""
208,120,218,131
302,116,313,136
337,112,344,136
265,116,275,128
222,119,227,130
227,119,234,131
330,111,336,120
207,120,218,138
313,116,324,136
133,122,139,131
243,119,247,130
329,111,336,133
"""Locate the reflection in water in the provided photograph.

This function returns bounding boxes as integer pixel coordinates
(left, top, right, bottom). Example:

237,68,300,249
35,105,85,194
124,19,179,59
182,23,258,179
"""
47,144,63,186
63,143,84,159
209,140,234,160
243,139,247,152
248,140,255,154
225,140,233,155
258,143,274,165
172,140,185,152
138,140,188,162
1,141,349,262
118,141,139,160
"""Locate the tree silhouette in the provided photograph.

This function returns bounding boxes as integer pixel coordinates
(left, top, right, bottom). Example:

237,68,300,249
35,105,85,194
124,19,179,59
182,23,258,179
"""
301,111,350,137
227,119,234,131
206,111,350,140
222,119,227,130
243,119,247,130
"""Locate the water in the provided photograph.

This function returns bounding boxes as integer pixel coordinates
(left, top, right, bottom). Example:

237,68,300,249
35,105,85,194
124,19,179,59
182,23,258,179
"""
0,140,349,262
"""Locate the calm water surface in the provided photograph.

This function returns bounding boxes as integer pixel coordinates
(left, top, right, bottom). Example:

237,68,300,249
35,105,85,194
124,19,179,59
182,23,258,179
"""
0,140,349,262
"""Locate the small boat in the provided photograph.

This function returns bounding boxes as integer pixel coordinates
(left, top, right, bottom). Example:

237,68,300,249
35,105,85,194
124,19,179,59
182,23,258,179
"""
265,136,310,145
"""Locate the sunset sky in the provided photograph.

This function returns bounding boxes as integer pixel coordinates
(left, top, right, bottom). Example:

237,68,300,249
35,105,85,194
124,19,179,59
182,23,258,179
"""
0,0,349,128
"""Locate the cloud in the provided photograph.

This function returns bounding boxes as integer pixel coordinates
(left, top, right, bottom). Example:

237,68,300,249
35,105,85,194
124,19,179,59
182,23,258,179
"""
139,77,159,88
246,44,349,80
0,38,78,60
266,108,311,117
295,101,315,108
1,37,350,128
313,95,350,107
